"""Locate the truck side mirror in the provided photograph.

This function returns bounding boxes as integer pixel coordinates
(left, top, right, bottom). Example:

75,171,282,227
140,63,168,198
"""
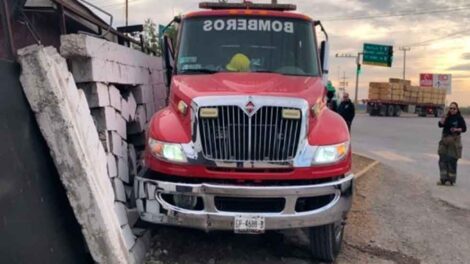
162,34,175,88
319,40,330,83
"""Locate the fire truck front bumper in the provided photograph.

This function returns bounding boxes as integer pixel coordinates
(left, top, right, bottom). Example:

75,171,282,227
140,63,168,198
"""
134,171,354,232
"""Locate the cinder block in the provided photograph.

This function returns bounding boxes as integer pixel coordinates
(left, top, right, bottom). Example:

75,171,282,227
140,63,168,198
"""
121,224,136,250
107,153,118,178
109,85,122,112
108,131,123,157
79,82,110,108
145,102,155,122
126,208,139,227
136,199,144,212
114,202,128,227
132,85,151,104
146,200,160,214
127,93,137,121
130,235,147,264
120,97,130,122
132,228,146,237
118,156,130,183
128,144,137,176
91,107,117,131
128,105,147,135
146,183,156,200
115,112,127,140
113,178,127,202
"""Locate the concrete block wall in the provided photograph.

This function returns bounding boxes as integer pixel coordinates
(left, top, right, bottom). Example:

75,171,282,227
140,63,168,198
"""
18,34,168,264
60,34,168,264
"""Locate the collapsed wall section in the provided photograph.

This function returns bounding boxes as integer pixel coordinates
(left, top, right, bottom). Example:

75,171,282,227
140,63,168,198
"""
18,34,168,264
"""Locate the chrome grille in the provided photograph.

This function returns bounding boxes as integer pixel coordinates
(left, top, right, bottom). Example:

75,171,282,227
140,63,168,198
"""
198,106,302,161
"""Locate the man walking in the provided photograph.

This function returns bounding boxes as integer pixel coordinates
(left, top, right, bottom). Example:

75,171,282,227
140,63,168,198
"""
338,92,355,131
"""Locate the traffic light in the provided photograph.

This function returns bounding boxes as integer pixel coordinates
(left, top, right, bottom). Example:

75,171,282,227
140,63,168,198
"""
357,64,363,75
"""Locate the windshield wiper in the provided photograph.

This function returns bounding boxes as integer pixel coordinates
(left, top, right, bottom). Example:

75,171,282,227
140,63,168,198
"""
179,68,218,74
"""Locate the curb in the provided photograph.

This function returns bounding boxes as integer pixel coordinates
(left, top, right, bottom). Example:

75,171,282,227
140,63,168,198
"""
353,152,380,179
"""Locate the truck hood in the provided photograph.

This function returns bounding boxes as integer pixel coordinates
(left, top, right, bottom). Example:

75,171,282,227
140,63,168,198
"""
170,72,325,106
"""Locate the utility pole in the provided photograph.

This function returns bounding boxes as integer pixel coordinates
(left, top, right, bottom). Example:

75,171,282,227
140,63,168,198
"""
125,0,128,26
272,0,278,3
399,46,410,80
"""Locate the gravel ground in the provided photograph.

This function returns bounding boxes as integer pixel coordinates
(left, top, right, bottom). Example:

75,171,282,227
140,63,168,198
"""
143,154,470,264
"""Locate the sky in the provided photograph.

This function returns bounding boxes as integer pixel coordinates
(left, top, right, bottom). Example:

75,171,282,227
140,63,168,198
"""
89,0,470,106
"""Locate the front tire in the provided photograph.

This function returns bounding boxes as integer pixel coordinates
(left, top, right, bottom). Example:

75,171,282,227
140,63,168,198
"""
309,221,344,262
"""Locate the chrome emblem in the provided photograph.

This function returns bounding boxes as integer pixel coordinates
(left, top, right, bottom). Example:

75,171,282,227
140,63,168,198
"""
245,101,255,114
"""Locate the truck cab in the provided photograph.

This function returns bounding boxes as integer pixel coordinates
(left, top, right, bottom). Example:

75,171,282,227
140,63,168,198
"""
135,2,353,261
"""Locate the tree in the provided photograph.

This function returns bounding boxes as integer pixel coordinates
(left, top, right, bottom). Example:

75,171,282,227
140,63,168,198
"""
143,18,160,56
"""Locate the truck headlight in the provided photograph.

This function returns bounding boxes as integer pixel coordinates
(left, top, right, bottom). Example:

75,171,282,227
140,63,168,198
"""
148,138,187,163
312,141,349,164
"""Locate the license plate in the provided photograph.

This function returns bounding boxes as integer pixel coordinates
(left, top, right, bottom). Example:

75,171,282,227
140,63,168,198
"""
234,215,265,234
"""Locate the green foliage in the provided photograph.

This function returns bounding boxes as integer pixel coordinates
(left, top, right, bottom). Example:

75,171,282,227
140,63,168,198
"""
143,18,160,56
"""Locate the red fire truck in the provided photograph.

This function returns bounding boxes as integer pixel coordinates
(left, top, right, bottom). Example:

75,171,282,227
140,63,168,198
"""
135,2,353,261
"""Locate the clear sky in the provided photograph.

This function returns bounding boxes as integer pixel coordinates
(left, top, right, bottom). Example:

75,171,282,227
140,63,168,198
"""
89,0,470,106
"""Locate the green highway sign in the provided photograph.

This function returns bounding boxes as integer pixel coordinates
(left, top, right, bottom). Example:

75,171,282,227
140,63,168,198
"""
363,43,393,67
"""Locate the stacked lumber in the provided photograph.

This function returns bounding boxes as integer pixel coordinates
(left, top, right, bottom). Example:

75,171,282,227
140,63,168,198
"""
369,79,446,105
369,82,391,100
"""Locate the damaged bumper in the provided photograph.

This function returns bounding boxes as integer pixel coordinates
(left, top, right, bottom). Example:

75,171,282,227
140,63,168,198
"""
135,171,354,231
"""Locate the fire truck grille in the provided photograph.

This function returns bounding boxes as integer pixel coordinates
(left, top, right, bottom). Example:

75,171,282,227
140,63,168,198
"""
198,106,302,162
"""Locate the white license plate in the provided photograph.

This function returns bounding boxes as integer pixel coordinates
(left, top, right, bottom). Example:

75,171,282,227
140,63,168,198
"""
234,215,265,234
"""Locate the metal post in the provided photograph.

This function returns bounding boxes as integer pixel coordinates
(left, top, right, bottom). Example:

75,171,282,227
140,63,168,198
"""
354,52,363,105
125,0,128,26
399,47,410,80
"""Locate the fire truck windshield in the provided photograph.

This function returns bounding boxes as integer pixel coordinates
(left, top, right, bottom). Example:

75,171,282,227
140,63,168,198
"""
176,16,320,76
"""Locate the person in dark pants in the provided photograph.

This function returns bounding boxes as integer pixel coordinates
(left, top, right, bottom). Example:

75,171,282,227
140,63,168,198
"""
437,102,467,185
337,92,355,131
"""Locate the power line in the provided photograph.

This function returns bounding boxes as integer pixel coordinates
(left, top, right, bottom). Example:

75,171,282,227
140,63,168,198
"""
404,28,470,47
320,5,470,21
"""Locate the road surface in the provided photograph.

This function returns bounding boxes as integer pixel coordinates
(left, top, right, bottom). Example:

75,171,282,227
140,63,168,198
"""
352,114,470,210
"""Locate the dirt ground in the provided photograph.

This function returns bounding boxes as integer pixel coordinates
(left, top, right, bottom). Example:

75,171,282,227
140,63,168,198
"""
143,155,470,264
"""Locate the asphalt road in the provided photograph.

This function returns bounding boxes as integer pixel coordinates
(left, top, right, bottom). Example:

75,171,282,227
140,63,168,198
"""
351,113,470,210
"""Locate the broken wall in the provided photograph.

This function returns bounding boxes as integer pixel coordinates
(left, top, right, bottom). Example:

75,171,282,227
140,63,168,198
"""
18,34,167,264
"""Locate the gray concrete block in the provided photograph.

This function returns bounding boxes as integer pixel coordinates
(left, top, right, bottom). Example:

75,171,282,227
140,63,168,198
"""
121,224,136,250
108,131,124,157
79,82,110,108
145,102,155,122
128,144,137,176
128,105,147,135
146,183,156,201
127,92,137,121
120,97,130,122
146,200,160,214
113,178,127,202
107,153,118,178
131,228,146,237
136,199,144,213
118,156,130,183
130,235,147,264
91,107,117,131
109,85,122,112
116,112,127,140
132,85,151,104
126,208,139,227
114,202,128,227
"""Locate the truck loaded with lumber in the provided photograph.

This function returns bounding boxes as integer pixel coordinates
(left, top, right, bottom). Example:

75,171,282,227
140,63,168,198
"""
365,78,446,117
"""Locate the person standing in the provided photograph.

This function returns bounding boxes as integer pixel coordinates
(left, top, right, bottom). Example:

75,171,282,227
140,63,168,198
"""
326,81,338,112
437,102,467,185
337,92,355,131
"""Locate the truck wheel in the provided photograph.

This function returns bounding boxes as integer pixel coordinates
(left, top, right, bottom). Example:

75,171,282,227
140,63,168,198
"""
309,221,344,262
394,105,401,117
379,105,387,116
387,105,394,117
